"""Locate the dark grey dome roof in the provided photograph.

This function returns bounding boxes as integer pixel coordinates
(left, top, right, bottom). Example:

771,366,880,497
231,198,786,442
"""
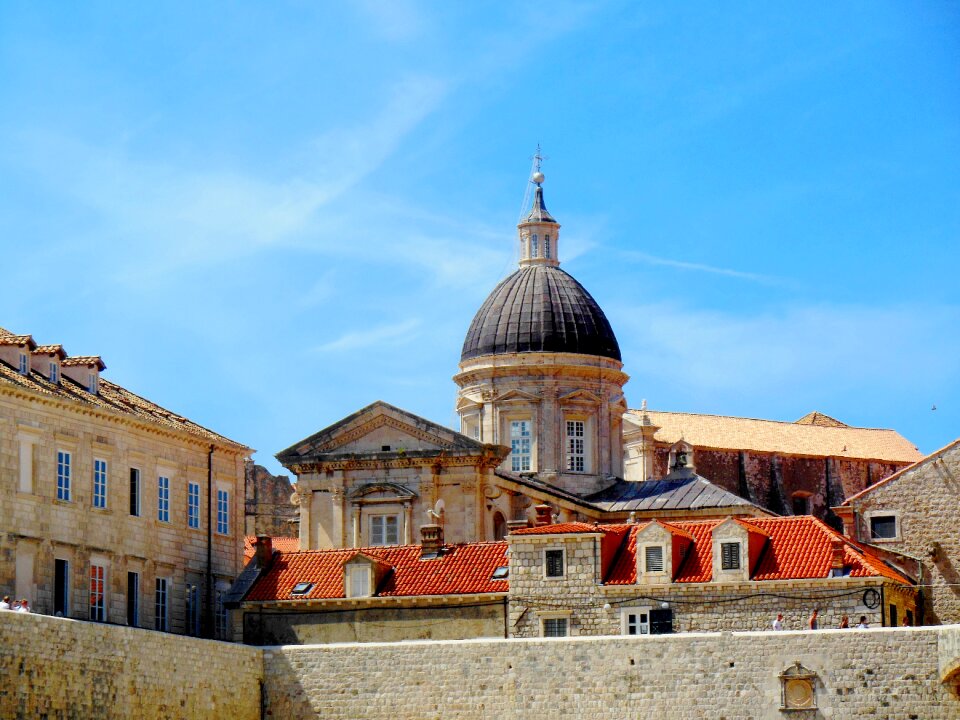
461,265,621,362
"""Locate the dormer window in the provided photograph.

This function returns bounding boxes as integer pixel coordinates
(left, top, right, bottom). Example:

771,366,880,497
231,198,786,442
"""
49,362,59,383
348,565,371,597
720,542,741,570
88,373,98,394
644,545,664,573
18,352,29,375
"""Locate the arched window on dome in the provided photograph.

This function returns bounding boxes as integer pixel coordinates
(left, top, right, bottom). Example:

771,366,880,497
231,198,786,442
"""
531,234,539,258
545,236,551,259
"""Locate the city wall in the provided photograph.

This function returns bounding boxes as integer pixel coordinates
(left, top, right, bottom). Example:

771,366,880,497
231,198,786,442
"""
0,611,262,719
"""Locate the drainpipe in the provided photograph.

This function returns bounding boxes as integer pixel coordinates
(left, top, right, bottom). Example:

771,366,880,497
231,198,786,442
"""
206,444,214,638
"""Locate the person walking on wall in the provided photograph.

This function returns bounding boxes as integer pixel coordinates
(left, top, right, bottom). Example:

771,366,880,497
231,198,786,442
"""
16,599,30,613
772,613,784,631
0,596,10,610
838,615,849,629
856,615,869,629
808,609,819,630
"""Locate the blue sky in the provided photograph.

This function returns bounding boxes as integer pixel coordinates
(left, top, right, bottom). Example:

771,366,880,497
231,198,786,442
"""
2,2,958,477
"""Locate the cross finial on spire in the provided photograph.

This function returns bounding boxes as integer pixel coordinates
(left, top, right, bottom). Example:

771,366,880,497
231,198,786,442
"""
531,144,547,185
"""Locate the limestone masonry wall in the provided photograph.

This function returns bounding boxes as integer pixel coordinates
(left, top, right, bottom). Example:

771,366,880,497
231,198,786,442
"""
0,611,262,719
264,626,960,719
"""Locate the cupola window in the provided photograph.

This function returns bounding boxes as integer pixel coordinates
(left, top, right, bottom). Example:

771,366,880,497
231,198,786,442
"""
531,234,539,257
545,237,551,259
566,420,585,472
510,420,532,472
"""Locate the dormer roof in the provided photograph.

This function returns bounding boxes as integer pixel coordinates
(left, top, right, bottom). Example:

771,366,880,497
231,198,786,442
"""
62,355,106,371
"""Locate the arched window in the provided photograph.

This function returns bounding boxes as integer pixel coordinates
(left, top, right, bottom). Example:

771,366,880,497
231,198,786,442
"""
493,511,507,541
531,234,539,257
545,237,551,259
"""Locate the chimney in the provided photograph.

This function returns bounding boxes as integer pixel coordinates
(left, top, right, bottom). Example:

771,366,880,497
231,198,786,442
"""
420,523,444,554
254,535,273,568
830,537,845,571
534,504,553,527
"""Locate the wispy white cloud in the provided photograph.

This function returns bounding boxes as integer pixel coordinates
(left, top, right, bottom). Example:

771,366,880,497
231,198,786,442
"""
622,250,784,285
313,318,422,353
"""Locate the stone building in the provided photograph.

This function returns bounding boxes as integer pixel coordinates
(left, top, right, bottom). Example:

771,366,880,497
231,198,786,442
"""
0,326,250,637
232,530,508,645
834,436,960,624
508,515,917,638
244,462,298,538
278,167,921,552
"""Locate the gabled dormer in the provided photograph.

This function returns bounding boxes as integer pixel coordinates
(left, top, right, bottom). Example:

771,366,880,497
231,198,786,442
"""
62,356,106,395
33,344,67,384
0,333,37,375
710,518,770,582
634,520,694,585
342,552,392,598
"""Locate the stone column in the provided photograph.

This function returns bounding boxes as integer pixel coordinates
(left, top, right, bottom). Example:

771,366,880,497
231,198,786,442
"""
351,505,361,548
403,501,413,544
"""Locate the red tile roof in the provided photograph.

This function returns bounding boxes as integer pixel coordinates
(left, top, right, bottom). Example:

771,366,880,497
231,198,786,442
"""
245,541,509,602
243,536,301,562
512,522,606,535
529,516,913,585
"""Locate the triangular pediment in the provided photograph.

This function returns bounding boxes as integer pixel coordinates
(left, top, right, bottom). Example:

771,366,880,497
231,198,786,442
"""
277,401,485,461
492,389,541,404
558,389,602,404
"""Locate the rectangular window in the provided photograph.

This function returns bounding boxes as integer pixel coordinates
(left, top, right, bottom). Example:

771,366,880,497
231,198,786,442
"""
57,450,71,501
720,542,741,570
349,566,370,597
89,564,106,622
93,459,108,509
216,489,229,534
129,469,141,516
542,617,567,637
49,362,59,383
157,476,170,522
127,572,139,627
18,437,36,493
88,373,98,394
185,584,201,637
545,237,552,259
624,610,650,635
369,515,399,546
531,235,539,257
188,482,200,529
510,420,532,472
18,352,29,375
870,515,898,540
215,586,228,640
54,559,69,617
644,545,664,573
155,578,168,631
650,608,674,635
545,549,565,578
566,420,585,472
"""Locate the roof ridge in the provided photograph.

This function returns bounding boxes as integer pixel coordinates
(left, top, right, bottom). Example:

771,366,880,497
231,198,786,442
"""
635,408,899,433
841,436,960,505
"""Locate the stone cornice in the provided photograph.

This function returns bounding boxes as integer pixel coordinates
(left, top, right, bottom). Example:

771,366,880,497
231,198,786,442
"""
289,449,507,475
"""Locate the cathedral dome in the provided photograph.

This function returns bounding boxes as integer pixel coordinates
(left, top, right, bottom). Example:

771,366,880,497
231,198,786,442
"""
460,264,622,362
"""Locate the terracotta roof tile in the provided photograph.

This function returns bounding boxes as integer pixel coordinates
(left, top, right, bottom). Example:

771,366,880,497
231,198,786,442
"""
61,355,106,370
511,522,605,535
630,409,922,463
245,541,509,602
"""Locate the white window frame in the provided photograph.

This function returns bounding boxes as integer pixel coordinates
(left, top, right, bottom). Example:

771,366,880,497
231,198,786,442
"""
89,563,106,622
18,352,29,375
642,543,666,575
621,607,652,636
540,611,571,637
865,510,901,542
88,373,98,394
157,475,170,522
57,450,72,502
49,361,59,383
155,577,169,631
369,513,400,546
461,413,481,440
348,565,371,598
510,418,532,473
565,419,586,473
187,482,200,529
93,458,108,509
216,488,229,535
543,548,565,579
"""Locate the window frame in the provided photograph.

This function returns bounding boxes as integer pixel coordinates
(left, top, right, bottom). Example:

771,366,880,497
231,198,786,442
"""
129,468,141,517
89,563,106,622
643,544,666,574
18,352,29,375
720,541,741,571
185,583,201,637
540,612,570,638
348,565,371,598
544,548,565,579
509,418,533,473
155,577,169,632
93,458,108,509
368,513,400,546
187,482,201,529
49,361,59,384
57,450,72,502
621,607,652,636
54,558,70,617
127,571,140,627
866,510,900,542
157,475,170,523
565,419,586,473
216,488,229,535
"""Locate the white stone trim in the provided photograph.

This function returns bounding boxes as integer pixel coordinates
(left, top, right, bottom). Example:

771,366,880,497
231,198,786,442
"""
864,509,901,542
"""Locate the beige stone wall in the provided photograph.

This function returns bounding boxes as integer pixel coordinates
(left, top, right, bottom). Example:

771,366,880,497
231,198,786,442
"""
262,626,960,719
240,600,506,645
508,534,917,638
846,441,960,624
0,610,261,719
0,387,247,636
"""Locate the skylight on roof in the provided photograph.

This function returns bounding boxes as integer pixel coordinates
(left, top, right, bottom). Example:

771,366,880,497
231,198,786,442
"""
290,582,314,595
491,566,509,580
